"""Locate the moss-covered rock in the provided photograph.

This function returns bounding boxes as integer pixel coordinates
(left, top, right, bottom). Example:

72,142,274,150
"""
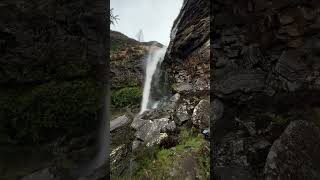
111,87,142,108
0,79,102,144
126,129,209,180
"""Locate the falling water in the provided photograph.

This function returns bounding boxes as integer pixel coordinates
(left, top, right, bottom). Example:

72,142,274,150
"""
140,46,167,114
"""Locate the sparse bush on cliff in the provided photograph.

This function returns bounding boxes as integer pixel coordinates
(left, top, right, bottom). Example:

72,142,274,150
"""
111,87,142,108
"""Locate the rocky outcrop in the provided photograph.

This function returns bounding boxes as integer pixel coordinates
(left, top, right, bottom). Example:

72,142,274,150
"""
0,0,108,179
264,120,320,179
212,0,320,178
126,0,210,178
163,0,210,96
111,31,148,89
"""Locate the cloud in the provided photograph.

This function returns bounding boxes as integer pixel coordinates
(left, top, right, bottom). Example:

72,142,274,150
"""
111,0,183,45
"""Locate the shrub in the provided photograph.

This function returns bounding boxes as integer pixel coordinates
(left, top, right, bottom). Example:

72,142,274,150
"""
111,87,142,108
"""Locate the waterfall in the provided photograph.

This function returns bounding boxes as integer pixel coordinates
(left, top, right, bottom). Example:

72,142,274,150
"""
139,46,167,114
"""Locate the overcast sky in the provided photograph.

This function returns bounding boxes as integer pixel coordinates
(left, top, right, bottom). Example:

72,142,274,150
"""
110,0,183,46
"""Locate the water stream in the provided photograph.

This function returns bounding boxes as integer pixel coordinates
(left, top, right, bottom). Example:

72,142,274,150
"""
139,46,167,114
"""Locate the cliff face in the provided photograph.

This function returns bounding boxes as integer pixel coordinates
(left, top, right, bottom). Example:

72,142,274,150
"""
164,0,210,95
212,0,320,179
123,0,211,179
0,0,107,179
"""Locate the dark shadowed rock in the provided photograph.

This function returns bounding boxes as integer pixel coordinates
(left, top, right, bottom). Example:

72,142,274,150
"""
212,99,224,121
22,168,59,180
264,120,320,179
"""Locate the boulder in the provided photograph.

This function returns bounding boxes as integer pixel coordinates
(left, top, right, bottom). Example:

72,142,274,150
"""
176,103,190,124
133,118,174,149
264,120,320,179
110,115,130,132
192,100,210,129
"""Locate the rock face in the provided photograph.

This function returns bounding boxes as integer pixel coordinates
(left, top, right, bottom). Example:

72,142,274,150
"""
264,120,320,179
128,0,210,178
212,0,320,178
131,99,178,149
163,0,210,96
0,0,107,179
110,31,156,89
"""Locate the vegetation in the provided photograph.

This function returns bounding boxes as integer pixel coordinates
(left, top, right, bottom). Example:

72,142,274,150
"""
111,87,142,108
110,8,119,25
0,79,102,144
126,129,210,180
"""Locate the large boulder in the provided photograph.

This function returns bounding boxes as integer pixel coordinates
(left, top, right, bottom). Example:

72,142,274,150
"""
264,120,320,179
133,118,176,149
110,115,130,132
192,99,210,129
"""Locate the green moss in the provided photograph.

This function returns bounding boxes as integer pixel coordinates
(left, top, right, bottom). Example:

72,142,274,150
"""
0,79,102,144
111,87,142,108
130,129,209,179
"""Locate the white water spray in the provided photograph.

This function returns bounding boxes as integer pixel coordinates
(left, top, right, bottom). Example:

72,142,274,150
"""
140,46,167,114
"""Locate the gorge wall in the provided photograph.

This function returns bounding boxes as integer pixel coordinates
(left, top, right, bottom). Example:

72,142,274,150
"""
212,0,320,179
0,0,108,179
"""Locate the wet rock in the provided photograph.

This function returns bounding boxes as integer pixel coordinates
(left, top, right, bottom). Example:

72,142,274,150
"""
192,100,210,129
264,120,320,179
163,93,181,111
110,115,130,132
